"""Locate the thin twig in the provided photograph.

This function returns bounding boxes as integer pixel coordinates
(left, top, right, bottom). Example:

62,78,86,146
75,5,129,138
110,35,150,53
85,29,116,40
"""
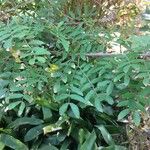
85,52,150,58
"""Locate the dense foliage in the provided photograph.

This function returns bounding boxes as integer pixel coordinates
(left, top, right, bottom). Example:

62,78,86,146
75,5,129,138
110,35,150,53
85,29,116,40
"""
0,0,150,149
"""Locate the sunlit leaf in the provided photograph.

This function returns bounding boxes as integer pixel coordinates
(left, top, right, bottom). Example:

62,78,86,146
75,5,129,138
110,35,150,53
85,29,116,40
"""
118,109,130,120
59,103,69,116
7,101,21,110
70,103,80,118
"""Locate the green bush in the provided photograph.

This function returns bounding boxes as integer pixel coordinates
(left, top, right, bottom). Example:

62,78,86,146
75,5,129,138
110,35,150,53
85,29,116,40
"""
0,0,150,149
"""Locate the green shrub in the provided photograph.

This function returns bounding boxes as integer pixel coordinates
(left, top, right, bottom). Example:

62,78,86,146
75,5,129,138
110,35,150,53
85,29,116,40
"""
0,0,150,149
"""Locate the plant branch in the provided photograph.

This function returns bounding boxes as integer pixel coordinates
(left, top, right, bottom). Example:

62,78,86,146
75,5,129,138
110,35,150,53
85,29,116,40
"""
85,52,150,58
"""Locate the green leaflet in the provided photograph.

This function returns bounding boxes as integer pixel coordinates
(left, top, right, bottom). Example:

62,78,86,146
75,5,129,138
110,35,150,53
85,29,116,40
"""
0,89,7,99
7,94,23,99
117,100,128,107
60,38,70,52
35,98,58,111
24,125,44,142
36,57,46,63
0,134,28,150
70,85,83,96
118,109,130,120
32,47,50,55
85,90,95,101
0,34,11,42
29,40,45,46
8,117,44,129
0,142,5,150
60,139,71,150
3,38,12,49
95,98,103,112
42,107,52,120
70,94,92,106
59,103,69,116
38,144,58,150
70,103,80,118
96,125,114,145
132,111,141,126
55,94,70,101
106,82,114,95
80,131,96,150
7,101,21,110
18,102,26,116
